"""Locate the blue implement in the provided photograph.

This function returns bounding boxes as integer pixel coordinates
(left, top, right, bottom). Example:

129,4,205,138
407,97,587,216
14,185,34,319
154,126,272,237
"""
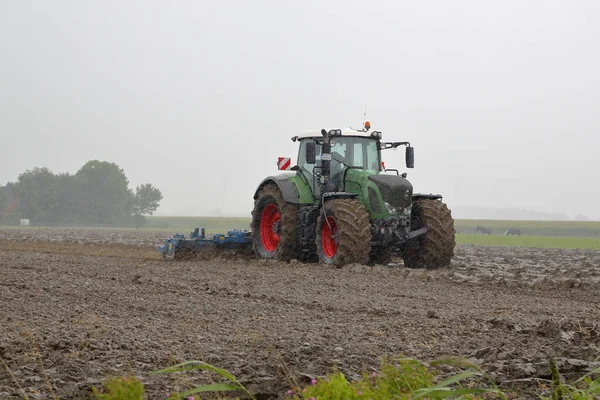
158,228,252,260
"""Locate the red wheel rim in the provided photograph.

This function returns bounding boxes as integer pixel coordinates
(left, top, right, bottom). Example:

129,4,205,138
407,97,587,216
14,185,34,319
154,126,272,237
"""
260,203,280,252
321,216,338,258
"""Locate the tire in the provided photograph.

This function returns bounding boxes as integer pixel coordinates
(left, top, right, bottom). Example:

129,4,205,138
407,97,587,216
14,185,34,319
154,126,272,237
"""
251,184,299,260
402,199,455,269
370,245,393,266
316,198,371,267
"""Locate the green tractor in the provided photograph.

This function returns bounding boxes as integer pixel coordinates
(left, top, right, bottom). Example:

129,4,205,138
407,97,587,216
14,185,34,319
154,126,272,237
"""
251,123,455,268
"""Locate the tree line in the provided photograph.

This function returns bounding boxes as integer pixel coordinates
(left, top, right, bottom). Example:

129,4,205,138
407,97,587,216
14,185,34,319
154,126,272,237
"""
0,160,162,226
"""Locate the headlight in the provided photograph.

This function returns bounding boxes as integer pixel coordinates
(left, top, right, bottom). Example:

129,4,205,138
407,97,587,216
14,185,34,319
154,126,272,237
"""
371,131,382,139
384,202,397,214
328,129,342,136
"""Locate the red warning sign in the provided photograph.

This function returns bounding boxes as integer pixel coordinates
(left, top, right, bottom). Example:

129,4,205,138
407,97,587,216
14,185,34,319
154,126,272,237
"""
277,157,291,170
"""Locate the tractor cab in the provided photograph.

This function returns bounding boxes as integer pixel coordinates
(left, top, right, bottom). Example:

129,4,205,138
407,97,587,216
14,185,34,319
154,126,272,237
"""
295,133,381,196
291,125,414,199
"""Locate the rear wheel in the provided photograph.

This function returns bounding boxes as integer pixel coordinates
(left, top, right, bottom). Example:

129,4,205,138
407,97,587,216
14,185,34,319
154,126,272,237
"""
316,198,371,266
402,199,455,269
251,184,299,260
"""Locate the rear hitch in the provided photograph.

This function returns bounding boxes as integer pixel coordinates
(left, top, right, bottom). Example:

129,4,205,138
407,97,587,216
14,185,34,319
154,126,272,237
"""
407,225,429,240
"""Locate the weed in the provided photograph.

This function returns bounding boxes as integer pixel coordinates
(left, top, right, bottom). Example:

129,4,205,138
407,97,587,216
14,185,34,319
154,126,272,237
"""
293,357,505,400
542,358,600,400
154,360,255,400
1,358,30,400
21,331,59,400
92,376,144,400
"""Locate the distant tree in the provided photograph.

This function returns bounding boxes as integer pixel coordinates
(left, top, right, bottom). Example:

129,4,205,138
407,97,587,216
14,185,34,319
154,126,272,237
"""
0,183,22,225
74,160,134,224
0,185,9,224
2,161,163,227
133,184,163,216
0,186,4,215
52,173,78,224
131,184,163,227
17,167,57,223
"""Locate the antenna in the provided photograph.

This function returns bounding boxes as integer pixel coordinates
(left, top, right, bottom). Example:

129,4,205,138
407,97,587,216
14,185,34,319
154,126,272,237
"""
351,105,369,131
362,104,367,126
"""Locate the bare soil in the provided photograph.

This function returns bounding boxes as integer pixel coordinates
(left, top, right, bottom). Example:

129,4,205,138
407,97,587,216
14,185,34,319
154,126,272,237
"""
1,227,599,399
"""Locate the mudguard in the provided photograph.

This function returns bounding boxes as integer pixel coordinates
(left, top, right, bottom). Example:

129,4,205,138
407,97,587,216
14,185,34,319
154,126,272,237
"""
254,174,313,204
412,193,443,201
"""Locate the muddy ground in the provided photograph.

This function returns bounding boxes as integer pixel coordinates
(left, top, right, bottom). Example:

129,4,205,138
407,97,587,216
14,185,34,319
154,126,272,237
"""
1,227,599,399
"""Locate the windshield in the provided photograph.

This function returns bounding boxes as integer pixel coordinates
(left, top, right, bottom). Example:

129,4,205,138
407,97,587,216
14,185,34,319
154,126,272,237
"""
298,137,381,173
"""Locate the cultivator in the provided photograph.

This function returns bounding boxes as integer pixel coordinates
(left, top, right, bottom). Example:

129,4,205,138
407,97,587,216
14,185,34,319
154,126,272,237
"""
158,228,252,260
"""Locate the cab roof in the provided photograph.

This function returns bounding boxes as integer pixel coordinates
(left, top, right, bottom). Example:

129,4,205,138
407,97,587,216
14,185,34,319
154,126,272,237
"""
295,128,381,140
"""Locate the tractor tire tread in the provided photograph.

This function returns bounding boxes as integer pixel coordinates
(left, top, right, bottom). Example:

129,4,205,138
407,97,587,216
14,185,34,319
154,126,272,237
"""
316,198,371,266
402,199,455,269
251,184,299,261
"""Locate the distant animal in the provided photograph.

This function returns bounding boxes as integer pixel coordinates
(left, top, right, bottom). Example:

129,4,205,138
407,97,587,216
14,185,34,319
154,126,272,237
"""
476,226,492,235
504,228,521,236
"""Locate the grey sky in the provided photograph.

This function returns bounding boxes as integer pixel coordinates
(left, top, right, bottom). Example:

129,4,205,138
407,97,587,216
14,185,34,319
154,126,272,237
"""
1,1,599,218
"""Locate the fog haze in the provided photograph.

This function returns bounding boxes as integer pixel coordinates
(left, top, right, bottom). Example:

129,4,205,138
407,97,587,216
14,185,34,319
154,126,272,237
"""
1,1,599,219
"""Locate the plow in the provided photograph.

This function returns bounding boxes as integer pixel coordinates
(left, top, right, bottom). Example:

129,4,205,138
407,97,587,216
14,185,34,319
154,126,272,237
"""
158,228,252,260
158,122,456,268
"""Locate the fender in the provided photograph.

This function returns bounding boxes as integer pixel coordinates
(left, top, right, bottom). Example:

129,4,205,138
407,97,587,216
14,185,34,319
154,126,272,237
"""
254,174,301,204
412,193,443,201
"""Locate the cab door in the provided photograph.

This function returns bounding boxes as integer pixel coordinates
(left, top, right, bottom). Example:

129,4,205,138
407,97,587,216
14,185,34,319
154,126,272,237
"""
297,139,322,199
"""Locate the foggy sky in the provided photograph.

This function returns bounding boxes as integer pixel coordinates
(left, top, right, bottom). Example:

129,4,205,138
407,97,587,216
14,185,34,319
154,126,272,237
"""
1,1,599,219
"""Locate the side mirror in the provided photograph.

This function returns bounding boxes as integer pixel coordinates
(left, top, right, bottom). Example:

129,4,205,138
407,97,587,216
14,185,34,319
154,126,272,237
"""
306,142,316,164
406,146,414,168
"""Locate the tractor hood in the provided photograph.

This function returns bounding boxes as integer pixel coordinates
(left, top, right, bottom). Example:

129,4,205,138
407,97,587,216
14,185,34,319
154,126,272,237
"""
368,174,413,209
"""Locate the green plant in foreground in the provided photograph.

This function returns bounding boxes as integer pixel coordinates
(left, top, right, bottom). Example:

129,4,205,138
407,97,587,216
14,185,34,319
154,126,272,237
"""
293,357,505,400
89,355,600,400
92,376,144,400
542,358,600,400
153,360,255,400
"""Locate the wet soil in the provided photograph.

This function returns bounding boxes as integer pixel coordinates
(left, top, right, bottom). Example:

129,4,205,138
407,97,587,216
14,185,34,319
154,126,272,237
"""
1,228,599,399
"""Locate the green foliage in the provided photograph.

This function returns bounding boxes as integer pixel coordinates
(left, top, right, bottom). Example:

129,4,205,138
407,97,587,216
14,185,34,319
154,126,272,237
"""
550,358,566,400
17,167,57,223
456,234,600,250
0,183,21,224
52,173,79,225
0,161,163,226
66,355,600,400
294,357,504,400
132,183,163,217
154,360,255,400
75,160,134,224
298,372,356,399
92,376,144,400
542,358,600,400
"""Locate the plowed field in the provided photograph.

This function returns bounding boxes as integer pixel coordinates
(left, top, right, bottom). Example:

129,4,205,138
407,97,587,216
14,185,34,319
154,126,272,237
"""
1,228,599,399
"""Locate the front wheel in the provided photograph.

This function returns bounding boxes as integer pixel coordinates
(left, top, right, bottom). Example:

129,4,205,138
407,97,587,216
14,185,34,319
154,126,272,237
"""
402,199,455,269
316,198,371,267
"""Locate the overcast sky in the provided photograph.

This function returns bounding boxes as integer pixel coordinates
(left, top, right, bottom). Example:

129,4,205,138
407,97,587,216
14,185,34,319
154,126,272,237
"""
1,1,599,219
